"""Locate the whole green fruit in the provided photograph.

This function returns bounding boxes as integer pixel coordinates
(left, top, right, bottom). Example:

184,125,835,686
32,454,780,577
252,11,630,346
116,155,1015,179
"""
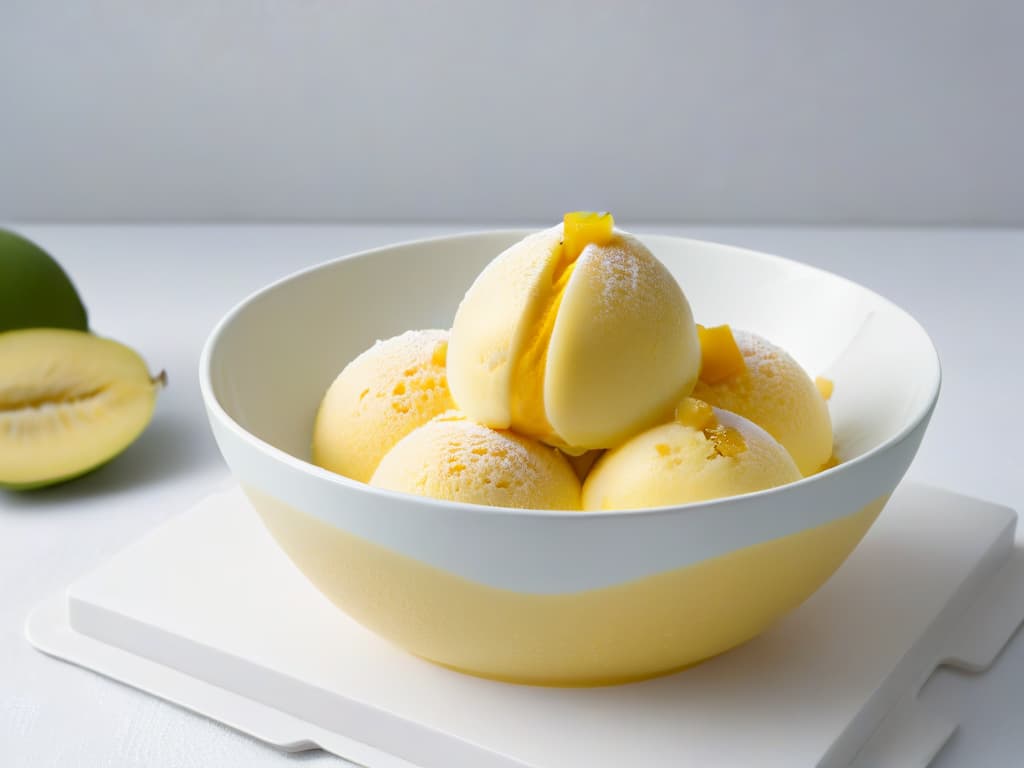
0,229,88,332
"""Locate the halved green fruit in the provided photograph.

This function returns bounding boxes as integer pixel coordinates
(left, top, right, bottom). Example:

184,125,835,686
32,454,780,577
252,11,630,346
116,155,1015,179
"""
0,229,88,332
0,329,164,489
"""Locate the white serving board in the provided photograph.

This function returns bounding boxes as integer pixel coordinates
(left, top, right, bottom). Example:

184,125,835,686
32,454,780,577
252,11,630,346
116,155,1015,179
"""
26,484,1024,768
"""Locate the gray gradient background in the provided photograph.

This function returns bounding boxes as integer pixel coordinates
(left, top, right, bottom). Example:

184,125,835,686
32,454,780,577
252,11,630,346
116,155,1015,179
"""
2,0,1021,224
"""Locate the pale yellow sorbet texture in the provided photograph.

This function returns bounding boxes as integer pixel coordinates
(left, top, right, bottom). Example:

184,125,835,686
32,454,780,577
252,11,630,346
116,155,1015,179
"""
371,413,581,510
694,330,833,476
312,330,455,483
583,408,800,511
447,224,700,452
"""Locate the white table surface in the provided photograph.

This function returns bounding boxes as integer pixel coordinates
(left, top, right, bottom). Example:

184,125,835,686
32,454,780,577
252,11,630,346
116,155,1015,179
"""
1,224,1021,767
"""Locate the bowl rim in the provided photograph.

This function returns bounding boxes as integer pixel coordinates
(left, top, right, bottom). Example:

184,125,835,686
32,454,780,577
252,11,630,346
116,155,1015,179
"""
198,228,941,520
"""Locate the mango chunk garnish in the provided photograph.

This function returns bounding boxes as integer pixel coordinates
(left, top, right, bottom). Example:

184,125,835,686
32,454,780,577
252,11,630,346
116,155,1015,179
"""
697,324,747,384
705,424,748,457
675,396,717,430
430,339,449,368
562,211,615,261
673,397,747,457
815,376,834,400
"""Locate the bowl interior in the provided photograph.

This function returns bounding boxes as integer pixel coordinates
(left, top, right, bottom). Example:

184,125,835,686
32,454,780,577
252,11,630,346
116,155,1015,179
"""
206,231,939,476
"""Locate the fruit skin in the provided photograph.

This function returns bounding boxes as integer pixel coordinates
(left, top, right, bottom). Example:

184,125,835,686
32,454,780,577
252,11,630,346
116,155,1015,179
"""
0,329,163,490
0,229,88,333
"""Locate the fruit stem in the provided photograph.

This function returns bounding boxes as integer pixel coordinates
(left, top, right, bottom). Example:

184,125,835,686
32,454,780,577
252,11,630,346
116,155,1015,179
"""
152,370,169,390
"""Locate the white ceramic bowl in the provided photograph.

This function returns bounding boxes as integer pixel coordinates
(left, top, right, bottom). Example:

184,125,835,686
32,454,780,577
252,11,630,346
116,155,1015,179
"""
200,231,940,686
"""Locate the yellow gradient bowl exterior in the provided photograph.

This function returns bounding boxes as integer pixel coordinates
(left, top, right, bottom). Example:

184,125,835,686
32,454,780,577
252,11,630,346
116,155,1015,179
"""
247,488,887,686
201,231,939,686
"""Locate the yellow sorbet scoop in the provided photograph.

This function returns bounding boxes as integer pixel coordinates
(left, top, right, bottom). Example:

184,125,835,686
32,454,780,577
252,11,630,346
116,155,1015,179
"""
447,213,701,453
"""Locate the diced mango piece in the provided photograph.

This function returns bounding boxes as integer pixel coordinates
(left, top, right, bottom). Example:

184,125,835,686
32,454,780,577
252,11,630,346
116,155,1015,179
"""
675,396,717,430
562,211,615,261
815,376,834,401
705,425,747,457
430,339,449,368
697,324,747,384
